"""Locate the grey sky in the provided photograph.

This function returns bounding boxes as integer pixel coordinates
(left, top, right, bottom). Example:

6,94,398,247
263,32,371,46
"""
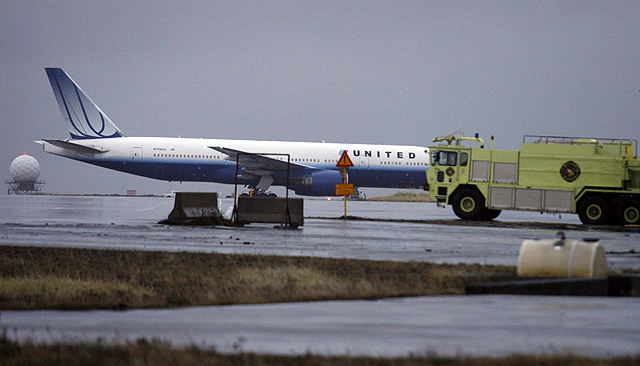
1,1,639,195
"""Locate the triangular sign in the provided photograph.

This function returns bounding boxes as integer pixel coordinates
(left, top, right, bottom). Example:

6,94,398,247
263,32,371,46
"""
336,150,354,168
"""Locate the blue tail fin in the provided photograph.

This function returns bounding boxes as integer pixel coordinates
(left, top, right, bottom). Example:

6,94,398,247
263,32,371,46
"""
45,68,125,139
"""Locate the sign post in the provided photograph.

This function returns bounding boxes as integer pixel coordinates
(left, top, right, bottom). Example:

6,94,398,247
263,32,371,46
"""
335,150,354,219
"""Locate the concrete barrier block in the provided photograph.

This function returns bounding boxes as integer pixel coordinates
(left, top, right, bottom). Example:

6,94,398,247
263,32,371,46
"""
466,277,609,296
465,275,640,297
237,196,303,227
607,275,640,297
168,192,221,221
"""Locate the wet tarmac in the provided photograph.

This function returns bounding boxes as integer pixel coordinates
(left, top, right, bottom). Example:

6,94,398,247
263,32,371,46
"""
1,195,639,357
4,295,639,357
1,195,638,269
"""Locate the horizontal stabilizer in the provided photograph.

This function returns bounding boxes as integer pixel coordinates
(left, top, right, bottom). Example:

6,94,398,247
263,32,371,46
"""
42,139,109,154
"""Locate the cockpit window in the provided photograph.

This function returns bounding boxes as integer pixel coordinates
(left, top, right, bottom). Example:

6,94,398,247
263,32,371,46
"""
460,152,468,167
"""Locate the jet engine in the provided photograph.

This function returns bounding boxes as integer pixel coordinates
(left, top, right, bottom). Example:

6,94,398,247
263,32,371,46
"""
294,170,344,196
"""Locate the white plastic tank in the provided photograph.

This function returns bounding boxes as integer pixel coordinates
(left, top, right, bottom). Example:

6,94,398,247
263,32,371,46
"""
517,233,607,277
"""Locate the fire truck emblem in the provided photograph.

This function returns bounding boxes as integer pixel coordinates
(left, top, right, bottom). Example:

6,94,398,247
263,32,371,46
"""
560,161,581,182
446,167,455,176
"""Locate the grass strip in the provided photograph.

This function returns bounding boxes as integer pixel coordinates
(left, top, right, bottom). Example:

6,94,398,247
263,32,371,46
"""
0,245,513,310
367,191,434,202
1,336,638,366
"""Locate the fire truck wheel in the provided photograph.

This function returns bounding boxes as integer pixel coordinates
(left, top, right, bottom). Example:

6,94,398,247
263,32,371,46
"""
617,200,640,225
578,196,610,225
451,187,485,220
481,208,502,221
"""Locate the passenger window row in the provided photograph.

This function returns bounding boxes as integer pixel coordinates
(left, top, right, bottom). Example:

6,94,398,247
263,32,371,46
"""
153,154,222,159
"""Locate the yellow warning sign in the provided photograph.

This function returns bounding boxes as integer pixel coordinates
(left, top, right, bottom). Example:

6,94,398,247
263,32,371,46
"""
335,183,354,196
336,150,354,168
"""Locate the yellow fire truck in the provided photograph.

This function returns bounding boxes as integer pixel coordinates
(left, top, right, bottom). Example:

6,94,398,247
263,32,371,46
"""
425,135,640,225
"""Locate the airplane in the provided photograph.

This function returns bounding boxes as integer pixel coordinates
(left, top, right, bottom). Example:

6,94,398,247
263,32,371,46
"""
39,68,430,196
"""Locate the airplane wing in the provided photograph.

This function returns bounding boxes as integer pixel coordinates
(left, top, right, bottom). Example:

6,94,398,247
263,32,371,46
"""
208,146,320,191
41,139,109,155
208,146,316,171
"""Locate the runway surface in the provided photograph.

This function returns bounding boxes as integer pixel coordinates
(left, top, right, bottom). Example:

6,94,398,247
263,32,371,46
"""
1,195,638,269
1,195,639,357
4,295,639,357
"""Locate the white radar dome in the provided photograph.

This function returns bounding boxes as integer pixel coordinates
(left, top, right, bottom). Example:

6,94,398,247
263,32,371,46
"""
10,154,41,182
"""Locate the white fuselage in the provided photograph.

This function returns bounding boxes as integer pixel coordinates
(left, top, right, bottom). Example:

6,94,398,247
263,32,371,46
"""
42,136,430,195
